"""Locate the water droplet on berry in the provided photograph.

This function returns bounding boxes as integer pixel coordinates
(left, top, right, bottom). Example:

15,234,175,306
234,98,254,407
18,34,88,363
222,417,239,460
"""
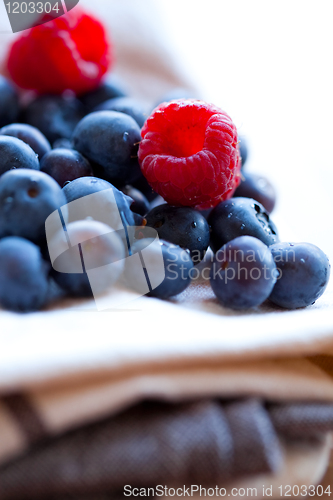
10,167,16,170
191,221,197,228
228,213,233,218
197,237,202,242
63,181,71,186
4,196,13,204
300,258,305,264
123,132,129,141
91,179,97,184
241,224,245,230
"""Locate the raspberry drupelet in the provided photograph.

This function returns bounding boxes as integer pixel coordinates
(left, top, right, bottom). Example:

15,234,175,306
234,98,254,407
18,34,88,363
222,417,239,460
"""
138,99,241,210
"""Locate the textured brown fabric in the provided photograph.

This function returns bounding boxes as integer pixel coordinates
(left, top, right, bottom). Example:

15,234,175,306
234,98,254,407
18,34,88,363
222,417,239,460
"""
1,394,47,445
0,399,279,499
269,402,333,438
0,399,333,500
224,399,282,476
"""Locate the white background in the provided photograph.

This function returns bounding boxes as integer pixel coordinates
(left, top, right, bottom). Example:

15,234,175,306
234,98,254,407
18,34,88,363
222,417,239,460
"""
158,0,333,262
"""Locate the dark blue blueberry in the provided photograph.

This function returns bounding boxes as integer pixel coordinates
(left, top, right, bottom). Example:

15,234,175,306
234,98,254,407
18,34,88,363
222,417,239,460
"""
0,169,67,244
23,94,85,144
50,220,125,298
234,172,276,213
145,205,210,263
121,185,150,216
210,236,278,310
239,135,249,168
208,197,278,253
63,176,144,228
94,97,147,128
72,111,142,187
79,77,127,112
0,75,20,128
0,237,49,312
269,242,331,309
0,123,51,160
149,196,166,210
0,136,39,176
124,239,193,299
132,174,159,202
53,138,73,150
40,148,93,187
154,88,198,108
199,207,213,220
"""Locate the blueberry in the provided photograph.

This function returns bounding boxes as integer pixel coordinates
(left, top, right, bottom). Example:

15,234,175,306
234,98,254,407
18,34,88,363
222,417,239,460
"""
40,149,93,187
23,94,85,144
208,197,278,253
149,195,166,210
132,174,159,202
94,97,147,128
269,242,331,309
72,111,142,187
0,237,49,312
0,169,67,245
145,205,210,263
0,123,51,160
124,239,193,299
210,236,278,310
79,77,127,112
234,172,276,213
53,138,73,150
50,220,125,297
0,75,19,127
63,176,144,228
239,136,249,168
122,185,150,216
199,207,213,220
0,136,39,176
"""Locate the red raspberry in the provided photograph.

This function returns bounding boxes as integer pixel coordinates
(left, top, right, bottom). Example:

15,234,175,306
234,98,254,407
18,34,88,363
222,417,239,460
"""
6,7,111,95
138,100,241,210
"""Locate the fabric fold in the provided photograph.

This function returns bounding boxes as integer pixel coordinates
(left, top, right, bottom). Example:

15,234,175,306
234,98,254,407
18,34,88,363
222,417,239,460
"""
0,398,333,500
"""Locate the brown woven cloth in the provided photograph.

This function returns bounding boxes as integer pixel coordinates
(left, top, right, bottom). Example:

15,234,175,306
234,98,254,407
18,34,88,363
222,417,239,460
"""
0,398,332,500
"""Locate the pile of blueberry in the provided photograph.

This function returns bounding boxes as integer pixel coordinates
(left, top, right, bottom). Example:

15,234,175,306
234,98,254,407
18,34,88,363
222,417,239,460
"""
0,73,330,312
